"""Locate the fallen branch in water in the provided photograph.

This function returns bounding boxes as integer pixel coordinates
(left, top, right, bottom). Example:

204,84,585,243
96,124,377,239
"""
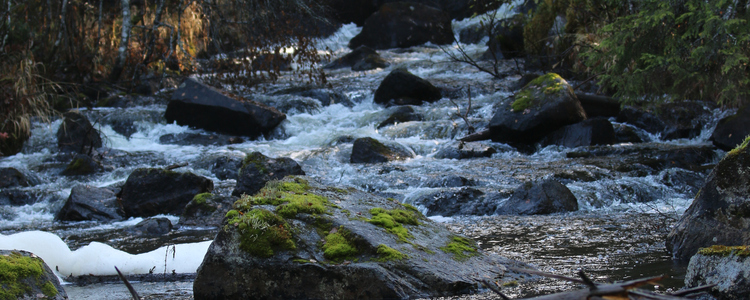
165,162,188,170
115,266,141,300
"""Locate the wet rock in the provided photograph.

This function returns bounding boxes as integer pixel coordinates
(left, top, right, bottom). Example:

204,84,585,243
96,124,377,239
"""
0,167,37,188
120,168,214,218
374,68,442,107
414,187,499,216
434,141,497,159
283,88,355,107
55,184,123,222
710,104,750,151
424,175,475,188
566,143,718,173
56,110,103,153
616,106,666,136
232,152,305,197
489,73,586,146
684,246,750,300
495,178,578,215
165,78,286,139
576,93,621,118
377,106,424,129
348,3,453,50
483,14,525,59
659,168,705,197
125,217,173,236
159,133,243,146
0,189,40,206
667,138,750,261
0,250,68,300
328,0,500,26
61,154,102,176
656,101,713,140
350,137,415,163
613,123,646,144
210,156,244,180
180,193,238,227
540,117,616,148
250,94,322,115
194,176,528,299
324,46,389,71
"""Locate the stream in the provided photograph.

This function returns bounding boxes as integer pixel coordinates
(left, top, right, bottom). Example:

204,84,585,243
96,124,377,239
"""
0,5,729,299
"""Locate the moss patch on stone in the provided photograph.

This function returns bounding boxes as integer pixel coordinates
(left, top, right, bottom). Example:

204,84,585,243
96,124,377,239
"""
367,207,420,242
241,152,268,175
224,208,296,258
235,178,330,218
440,236,479,261
375,245,407,262
322,227,359,262
0,251,57,300
512,73,566,111
698,245,750,257
728,135,750,156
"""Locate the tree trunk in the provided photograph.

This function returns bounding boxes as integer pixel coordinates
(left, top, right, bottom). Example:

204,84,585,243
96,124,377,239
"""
110,0,132,82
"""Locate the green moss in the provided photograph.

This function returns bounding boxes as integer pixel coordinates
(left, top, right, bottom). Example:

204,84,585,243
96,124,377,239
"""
193,193,213,205
698,245,750,257
322,227,359,262
367,207,419,242
399,202,420,213
502,280,519,287
440,236,479,261
225,209,296,257
292,258,312,264
41,281,58,297
728,135,750,156
0,251,51,300
241,152,268,175
375,245,407,262
511,90,534,111
234,178,330,218
512,73,566,112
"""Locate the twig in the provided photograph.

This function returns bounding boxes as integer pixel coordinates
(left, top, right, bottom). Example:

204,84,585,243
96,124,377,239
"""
479,280,511,300
165,162,188,170
114,266,140,300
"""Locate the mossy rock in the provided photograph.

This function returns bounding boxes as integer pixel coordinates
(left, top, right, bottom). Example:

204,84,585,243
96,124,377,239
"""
0,250,67,300
194,176,531,299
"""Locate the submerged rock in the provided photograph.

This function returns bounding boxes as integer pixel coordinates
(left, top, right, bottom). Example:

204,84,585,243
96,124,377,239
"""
60,154,102,176
348,2,453,50
374,68,442,107
193,176,528,299
413,187,500,216
0,250,68,300
56,184,123,222
495,178,578,215
120,168,214,218
56,110,102,154
685,245,750,299
180,193,238,227
667,137,750,261
540,117,616,148
350,137,414,163
165,78,286,139
232,152,305,197
125,217,173,236
489,73,586,145
710,104,750,151
434,141,497,159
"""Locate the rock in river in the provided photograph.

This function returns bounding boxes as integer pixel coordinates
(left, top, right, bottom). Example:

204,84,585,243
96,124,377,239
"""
495,178,579,215
350,137,414,163
232,152,305,197
348,2,453,50
194,176,528,299
685,245,750,300
56,184,123,222
374,68,442,107
120,168,214,218
0,250,68,300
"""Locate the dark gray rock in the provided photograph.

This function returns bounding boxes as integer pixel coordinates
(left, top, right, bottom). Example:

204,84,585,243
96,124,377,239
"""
424,175,475,188
250,94,322,115
0,250,68,300
0,189,40,206
159,133,244,146
325,46,389,71
613,123,646,144
0,167,38,188
566,143,718,173
666,139,750,261
348,3,453,50
286,88,354,107
576,93,621,118
489,73,586,145
56,110,102,153
165,78,286,139
540,117,616,148
377,106,424,129
180,193,238,227
616,106,666,136
434,142,497,159
60,154,102,176
659,168,705,197
685,248,750,300
483,14,525,59
55,184,123,221
232,152,305,197
374,69,442,107
414,187,499,216
125,217,173,236
120,168,214,218
495,178,578,215
656,101,713,140
710,104,750,151
350,137,415,163
193,176,529,299
211,156,244,180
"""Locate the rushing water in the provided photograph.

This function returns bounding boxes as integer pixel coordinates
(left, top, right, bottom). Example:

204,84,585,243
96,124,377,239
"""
0,4,730,299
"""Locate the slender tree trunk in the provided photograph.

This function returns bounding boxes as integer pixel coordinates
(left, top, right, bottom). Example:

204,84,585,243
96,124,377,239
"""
110,0,132,82
2,0,10,49
142,0,166,66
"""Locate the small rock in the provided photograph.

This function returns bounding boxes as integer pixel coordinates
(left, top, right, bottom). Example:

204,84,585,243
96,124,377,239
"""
125,217,173,236
710,104,750,151
350,137,414,163
495,178,578,215
325,46,389,71
374,68,442,107
540,117,616,148
377,106,424,129
56,184,123,222
434,142,497,159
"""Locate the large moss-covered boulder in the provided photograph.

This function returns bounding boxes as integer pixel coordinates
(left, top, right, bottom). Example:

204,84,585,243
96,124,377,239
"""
489,73,586,145
685,245,750,299
194,176,528,299
710,104,750,151
348,2,453,50
120,168,214,218
667,137,750,261
0,250,67,300
232,152,305,197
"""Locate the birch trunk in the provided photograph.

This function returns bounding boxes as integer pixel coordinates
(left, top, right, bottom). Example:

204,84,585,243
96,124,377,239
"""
110,0,132,81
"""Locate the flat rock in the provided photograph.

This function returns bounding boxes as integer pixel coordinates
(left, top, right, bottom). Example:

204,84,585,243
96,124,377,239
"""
55,184,123,222
120,168,214,218
495,178,578,215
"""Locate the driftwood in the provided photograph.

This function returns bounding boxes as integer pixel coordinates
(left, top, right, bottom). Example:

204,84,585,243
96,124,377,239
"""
482,268,715,300
115,266,141,300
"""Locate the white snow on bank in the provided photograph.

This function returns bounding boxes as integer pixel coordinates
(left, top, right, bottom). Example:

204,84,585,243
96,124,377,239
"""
0,231,211,277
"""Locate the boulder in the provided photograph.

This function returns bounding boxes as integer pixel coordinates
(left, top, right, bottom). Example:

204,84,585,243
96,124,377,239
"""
489,73,587,145
615,106,666,136
566,143,717,173
0,167,37,188
193,176,528,299
350,137,415,163
210,156,244,180
413,187,500,216
60,154,102,176
613,123,646,144
666,137,750,261
377,106,424,129
423,175,475,188
324,46,389,71
159,133,244,146
540,117,616,148
0,189,40,206
278,87,355,107
374,69,442,106
656,101,713,140
495,178,578,215
327,0,501,26
165,78,286,139
685,245,750,299
232,152,305,197
710,104,750,151
120,168,214,218
55,184,123,222
0,250,68,300
180,193,239,227
575,93,621,118
348,3,453,50
434,141,497,159
125,217,173,236
56,110,102,153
